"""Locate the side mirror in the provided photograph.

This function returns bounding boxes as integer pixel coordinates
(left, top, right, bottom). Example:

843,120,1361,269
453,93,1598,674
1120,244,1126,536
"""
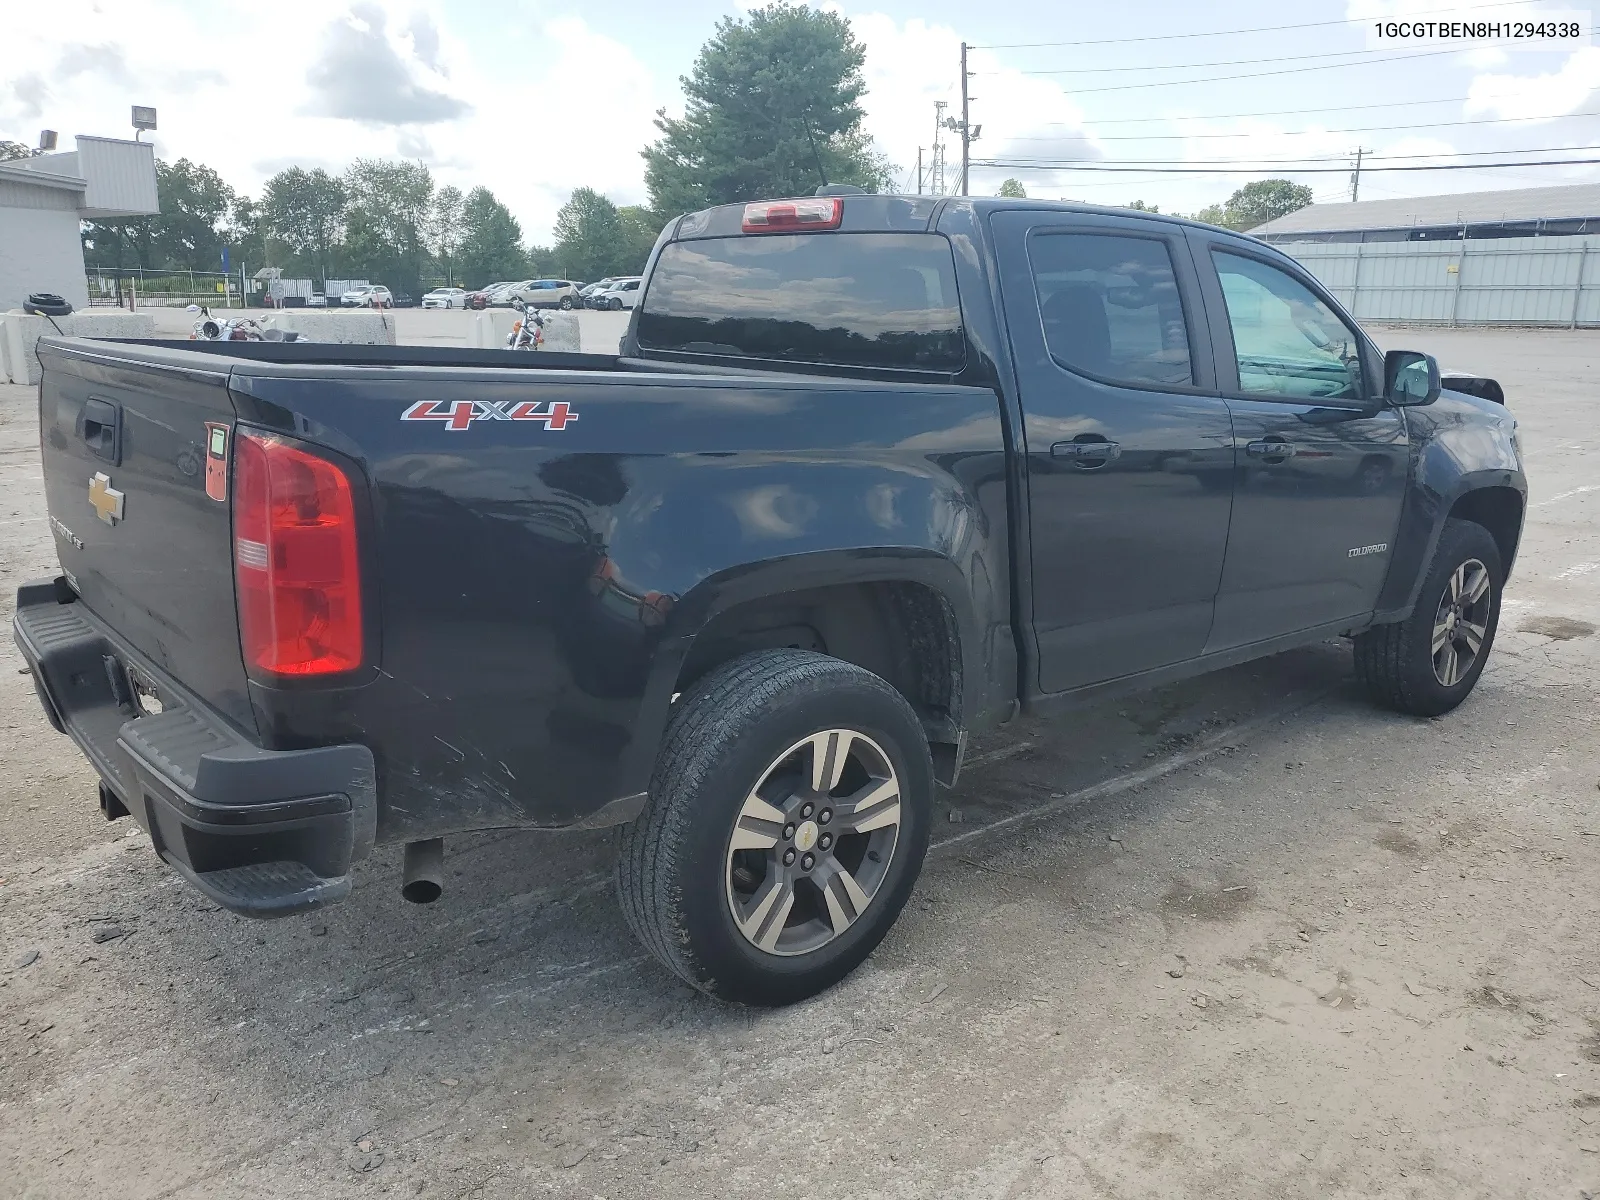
1384,350,1441,407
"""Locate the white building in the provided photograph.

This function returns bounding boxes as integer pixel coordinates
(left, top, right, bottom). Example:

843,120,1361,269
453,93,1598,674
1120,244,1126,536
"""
0,135,160,313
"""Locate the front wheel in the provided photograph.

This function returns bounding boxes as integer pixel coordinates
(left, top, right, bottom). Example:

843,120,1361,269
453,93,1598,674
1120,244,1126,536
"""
1353,518,1502,716
560,296,574,310
609,297,623,311
618,649,933,1006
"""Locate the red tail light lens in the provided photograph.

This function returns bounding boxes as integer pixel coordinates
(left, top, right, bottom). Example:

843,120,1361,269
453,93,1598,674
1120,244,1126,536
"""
741,197,842,233
233,430,364,678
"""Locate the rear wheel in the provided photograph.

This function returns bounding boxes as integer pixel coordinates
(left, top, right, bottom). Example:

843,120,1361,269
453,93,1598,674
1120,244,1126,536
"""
560,296,574,310
1353,518,1502,716
618,649,932,1005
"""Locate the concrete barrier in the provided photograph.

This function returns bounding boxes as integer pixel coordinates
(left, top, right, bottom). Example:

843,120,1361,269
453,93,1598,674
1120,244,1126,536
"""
469,309,580,352
274,311,396,345
0,311,157,385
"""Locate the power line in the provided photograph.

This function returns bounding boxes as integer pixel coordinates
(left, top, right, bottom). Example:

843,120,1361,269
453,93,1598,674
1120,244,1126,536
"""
991,144,1600,167
967,1,1547,49
1022,49,1461,95
1005,111,1600,142
970,157,1600,174
992,48,1411,77
1038,95,1549,127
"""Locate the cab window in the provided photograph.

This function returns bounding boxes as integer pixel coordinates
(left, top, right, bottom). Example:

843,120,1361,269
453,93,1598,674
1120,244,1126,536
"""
1212,251,1364,402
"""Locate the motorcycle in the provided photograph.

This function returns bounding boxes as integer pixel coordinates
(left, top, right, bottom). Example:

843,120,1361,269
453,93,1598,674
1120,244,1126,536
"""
186,304,307,342
506,301,546,351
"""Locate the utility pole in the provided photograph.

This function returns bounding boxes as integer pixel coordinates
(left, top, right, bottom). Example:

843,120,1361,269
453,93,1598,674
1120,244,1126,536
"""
917,146,924,195
933,101,948,195
960,42,970,195
1350,147,1370,203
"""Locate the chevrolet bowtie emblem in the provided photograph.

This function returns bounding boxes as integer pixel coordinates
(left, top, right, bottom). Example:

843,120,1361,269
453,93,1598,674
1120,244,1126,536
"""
89,472,125,525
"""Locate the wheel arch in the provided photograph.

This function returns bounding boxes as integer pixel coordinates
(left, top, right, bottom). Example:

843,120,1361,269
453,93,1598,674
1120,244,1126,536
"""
1374,472,1527,620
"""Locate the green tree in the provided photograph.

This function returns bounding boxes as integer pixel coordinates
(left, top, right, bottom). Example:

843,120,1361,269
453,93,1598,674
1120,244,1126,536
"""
1125,199,1159,213
1191,203,1227,227
525,244,560,277
150,158,237,272
261,167,346,283
554,187,626,281
341,159,433,293
997,178,1027,198
428,185,465,285
1222,179,1313,230
456,186,526,286
225,194,267,274
617,205,663,273
643,3,892,217
0,140,40,161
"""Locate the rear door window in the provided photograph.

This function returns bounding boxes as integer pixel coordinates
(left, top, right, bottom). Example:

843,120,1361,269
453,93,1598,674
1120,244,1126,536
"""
1027,232,1194,387
637,232,965,371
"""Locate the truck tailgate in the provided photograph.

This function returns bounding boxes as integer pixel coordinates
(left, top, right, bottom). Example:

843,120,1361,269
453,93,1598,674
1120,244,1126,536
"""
37,340,256,734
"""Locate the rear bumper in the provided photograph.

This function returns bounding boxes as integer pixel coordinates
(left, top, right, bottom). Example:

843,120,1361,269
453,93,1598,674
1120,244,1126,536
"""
13,578,376,918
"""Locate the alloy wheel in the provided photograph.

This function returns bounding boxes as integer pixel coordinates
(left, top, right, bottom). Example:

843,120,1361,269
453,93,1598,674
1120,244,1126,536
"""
1430,558,1492,686
725,729,902,957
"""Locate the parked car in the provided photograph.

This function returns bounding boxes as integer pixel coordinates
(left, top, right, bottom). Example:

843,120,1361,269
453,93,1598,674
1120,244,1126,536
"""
488,281,533,307
513,279,582,309
307,293,327,308
593,277,642,310
18,194,1525,1008
340,284,393,308
390,292,418,309
581,279,619,307
422,287,469,310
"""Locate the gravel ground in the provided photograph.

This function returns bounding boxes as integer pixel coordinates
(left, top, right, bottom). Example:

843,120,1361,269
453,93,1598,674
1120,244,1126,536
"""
1,328,1597,1199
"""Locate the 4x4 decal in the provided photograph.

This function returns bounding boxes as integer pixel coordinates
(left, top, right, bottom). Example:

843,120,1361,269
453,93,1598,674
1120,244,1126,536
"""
401,400,578,431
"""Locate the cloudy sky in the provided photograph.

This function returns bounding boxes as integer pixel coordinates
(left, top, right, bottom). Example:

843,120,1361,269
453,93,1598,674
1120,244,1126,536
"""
2,0,1596,241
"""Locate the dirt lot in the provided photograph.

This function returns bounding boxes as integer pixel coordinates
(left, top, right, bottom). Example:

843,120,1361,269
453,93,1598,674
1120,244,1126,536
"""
1,328,1597,1199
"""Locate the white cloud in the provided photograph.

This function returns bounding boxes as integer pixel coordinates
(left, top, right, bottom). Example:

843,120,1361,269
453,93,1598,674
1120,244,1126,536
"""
0,1,661,244
1466,45,1600,116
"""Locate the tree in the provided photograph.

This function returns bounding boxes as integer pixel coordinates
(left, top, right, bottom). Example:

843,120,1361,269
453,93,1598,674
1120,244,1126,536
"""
1192,203,1227,227
456,186,526,286
997,178,1027,198
342,159,433,292
1125,199,1159,213
617,205,663,273
1222,179,1313,230
554,188,626,281
643,3,892,217
148,158,237,272
261,167,347,282
428,185,465,285
0,140,40,161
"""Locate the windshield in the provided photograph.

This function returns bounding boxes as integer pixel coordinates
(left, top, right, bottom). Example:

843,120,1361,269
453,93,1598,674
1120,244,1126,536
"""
637,232,965,371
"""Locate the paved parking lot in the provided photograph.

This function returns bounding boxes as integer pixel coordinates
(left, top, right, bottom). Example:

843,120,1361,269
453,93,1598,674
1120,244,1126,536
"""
1,328,1597,1199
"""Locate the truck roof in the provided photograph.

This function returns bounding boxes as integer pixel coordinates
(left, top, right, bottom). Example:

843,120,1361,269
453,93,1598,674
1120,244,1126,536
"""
672,193,1260,243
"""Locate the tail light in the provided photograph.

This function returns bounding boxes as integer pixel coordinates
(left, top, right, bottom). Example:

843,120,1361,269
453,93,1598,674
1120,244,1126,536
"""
742,197,842,233
233,430,364,678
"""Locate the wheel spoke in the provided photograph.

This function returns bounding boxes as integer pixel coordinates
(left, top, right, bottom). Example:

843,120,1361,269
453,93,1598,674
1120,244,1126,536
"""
817,860,872,934
1437,642,1460,686
1431,618,1452,654
737,874,795,951
834,776,901,834
1463,565,1490,604
808,730,856,793
729,793,786,853
1461,619,1486,654
1448,564,1465,602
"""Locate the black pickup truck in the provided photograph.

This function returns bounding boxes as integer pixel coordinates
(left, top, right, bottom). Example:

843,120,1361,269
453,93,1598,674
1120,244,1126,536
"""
15,194,1524,1005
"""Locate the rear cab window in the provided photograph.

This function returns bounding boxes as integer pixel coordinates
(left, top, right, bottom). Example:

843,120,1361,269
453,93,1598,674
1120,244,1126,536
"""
637,232,966,372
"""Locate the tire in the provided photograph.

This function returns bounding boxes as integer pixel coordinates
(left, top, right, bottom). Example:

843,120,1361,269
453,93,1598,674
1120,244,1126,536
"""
609,297,622,311
1353,518,1502,717
560,296,574,310
618,649,933,1006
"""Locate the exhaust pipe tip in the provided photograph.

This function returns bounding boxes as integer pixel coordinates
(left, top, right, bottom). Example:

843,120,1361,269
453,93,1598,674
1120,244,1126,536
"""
401,838,444,904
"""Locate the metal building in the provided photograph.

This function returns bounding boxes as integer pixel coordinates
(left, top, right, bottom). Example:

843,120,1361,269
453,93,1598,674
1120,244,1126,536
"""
0,135,159,314
1247,184,1600,327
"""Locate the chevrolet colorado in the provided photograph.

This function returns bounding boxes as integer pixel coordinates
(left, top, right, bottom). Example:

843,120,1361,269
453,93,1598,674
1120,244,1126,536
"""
14,194,1525,1004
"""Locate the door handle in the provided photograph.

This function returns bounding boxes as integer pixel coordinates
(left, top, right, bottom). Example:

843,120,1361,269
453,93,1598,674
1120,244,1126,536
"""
78,398,122,465
1051,439,1122,464
1245,439,1296,461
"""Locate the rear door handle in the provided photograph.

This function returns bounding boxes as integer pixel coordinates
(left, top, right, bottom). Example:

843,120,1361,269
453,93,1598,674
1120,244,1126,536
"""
78,398,122,465
1245,440,1297,460
1051,440,1122,462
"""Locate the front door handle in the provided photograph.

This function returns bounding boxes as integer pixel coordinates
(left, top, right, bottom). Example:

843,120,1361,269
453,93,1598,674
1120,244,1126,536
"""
1245,439,1297,461
1051,439,1122,465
